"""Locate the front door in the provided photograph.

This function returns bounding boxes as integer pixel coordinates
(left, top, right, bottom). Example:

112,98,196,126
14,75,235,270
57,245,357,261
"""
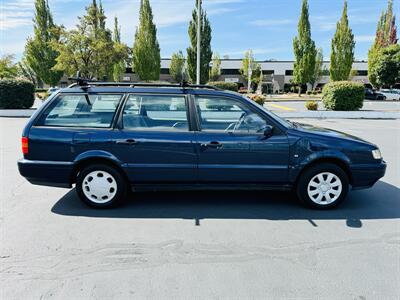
194,95,289,184
112,94,197,183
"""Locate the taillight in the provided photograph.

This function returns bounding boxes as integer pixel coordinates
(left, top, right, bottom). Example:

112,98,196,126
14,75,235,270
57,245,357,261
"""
21,137,29,155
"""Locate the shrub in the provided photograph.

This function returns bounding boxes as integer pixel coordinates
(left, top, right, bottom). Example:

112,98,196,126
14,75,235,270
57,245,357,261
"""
207,81,238,92
305,100,318,110
249,94,266,105
306,90,312,95
322,81,364,111
0,79,35,109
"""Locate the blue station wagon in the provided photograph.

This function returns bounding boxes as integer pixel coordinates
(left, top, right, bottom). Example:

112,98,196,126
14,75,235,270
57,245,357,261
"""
18,81,386,209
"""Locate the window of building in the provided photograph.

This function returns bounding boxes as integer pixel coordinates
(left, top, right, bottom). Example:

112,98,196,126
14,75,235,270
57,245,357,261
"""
160,68,170,75
285,70,293,76
262,70,274,75
356,70,368,76
221,69,241,75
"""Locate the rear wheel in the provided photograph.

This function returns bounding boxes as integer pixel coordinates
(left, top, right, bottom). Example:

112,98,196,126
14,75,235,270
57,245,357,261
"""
76,164,127,208
296,163,349,209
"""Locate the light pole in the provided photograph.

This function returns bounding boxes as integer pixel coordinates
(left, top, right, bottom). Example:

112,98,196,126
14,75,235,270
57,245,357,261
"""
196,0,201,85
247,63,252,93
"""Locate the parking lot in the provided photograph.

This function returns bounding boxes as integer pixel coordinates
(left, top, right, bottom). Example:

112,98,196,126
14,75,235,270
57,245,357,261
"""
1,117,399,299
265,100,400,113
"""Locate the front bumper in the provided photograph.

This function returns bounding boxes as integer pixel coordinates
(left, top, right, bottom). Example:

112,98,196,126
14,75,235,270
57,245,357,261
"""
18,159,73,188
351,160,387,190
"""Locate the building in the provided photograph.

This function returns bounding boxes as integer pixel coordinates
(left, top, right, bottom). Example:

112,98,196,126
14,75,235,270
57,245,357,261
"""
58,59,370,90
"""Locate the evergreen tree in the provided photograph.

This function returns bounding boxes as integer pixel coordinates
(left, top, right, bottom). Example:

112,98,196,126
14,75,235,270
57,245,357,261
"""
187,0,212,84
169,51,186,83
293,0,316,95
133,0,161,81
368,0,398,87
25,0,63,86
53,0,128,79
330,1,355,81
113,17,127,82
310,48,324,90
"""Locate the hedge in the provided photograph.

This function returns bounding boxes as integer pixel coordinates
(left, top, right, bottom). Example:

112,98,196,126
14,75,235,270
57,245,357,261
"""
207,81,238,92
0,79,35,109
322,81,364,111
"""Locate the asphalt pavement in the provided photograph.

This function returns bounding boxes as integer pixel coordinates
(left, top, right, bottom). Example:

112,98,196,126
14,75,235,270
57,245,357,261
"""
1,118,399,299
265,100,400,113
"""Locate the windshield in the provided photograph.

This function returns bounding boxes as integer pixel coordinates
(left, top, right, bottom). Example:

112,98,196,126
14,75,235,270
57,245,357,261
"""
241,95,293,128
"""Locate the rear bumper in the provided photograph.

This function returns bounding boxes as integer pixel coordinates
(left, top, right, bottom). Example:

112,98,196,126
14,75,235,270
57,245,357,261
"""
351,161,387,190
18,159,73,188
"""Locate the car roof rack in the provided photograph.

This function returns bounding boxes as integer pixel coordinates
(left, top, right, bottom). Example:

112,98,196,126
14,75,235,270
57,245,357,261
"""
67,72,221,91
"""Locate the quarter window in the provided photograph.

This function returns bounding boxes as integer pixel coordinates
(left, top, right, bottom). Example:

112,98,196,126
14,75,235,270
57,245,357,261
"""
38,94,122,128
195,97,268,133
123,95,188,131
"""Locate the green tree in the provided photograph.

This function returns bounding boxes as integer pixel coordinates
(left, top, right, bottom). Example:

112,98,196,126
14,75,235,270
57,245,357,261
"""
17,58,39,86
293,0,317,95
310,48,324,90
187,0,213,84
368,0,398,87
369,44,400,88
53,0,128,80
25,0,63,86
0,55,18,79
133,0,160,81
209,53,221,81
239,50,262,88
113,17,127,82
169,51,186,83
330,1,355,81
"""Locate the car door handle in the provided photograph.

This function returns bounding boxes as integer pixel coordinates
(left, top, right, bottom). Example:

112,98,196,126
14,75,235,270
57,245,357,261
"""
201,141,222,150
116,139,137,145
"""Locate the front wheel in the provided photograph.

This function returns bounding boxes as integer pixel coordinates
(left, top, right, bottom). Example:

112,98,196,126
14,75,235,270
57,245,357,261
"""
76,164,127,208
296,163,349,209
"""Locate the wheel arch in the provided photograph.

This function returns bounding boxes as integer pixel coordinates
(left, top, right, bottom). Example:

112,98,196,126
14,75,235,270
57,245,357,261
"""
70,152,128,185
294,156,353,187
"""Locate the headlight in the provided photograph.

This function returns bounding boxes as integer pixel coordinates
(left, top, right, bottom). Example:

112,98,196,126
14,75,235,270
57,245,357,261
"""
372,149,382,160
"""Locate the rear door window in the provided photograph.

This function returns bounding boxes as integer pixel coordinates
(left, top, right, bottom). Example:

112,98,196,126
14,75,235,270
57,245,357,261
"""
123,95,189,131
37,94,122,128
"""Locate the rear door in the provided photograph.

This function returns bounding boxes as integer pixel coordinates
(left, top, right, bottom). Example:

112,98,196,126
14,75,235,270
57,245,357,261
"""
112,93,197,183
193,95,289,184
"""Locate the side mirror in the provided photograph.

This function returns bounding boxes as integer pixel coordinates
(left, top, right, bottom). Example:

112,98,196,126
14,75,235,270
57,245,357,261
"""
263,125,274,138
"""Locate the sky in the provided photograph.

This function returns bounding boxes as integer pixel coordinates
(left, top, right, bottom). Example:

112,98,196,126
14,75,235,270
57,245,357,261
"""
0,0,399,62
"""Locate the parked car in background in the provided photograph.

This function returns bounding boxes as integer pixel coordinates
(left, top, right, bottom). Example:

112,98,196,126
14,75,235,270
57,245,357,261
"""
380,89,400,101
365,88,386,100
18,81,386,210
47,87,59,95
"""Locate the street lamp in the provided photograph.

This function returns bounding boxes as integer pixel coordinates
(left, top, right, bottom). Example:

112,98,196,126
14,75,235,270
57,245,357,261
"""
196,0,201,85
247,63,252,92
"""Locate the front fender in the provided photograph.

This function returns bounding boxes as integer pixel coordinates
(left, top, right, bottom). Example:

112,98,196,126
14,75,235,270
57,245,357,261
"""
289,138,352,183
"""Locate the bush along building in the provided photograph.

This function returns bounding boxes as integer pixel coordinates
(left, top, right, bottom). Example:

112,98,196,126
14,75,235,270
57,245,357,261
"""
56,59,371,91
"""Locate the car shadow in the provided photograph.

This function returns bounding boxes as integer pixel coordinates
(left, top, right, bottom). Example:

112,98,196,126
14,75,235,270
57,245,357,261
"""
51,181,400,228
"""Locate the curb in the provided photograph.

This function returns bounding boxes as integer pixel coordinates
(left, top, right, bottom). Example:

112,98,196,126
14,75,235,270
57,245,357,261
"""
278,111,400,119
1,109,399,120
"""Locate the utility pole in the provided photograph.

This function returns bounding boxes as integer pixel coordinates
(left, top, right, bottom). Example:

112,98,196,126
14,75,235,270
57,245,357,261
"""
196,0,201,85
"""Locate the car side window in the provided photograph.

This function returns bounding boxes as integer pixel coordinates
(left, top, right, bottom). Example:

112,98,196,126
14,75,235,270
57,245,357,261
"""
195,96,268,134
123,95,189,131
37,94,122,128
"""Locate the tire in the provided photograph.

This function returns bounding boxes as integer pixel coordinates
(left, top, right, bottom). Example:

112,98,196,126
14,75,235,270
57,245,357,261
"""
76,164,127,208
296,163,349,209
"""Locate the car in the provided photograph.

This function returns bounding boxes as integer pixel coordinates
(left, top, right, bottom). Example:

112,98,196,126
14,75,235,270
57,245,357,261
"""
18,80,386,209
380,89,400,101
365,88,386,100
47,87,59,95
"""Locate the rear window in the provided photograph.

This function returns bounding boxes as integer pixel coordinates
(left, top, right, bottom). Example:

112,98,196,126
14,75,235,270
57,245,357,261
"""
37,94,122,128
